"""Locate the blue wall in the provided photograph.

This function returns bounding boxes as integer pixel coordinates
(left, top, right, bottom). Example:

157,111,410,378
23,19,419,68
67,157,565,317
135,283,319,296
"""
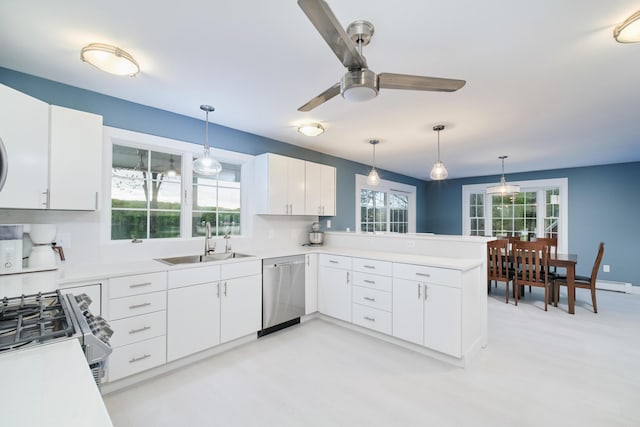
424,162,640,285
0,67,428,232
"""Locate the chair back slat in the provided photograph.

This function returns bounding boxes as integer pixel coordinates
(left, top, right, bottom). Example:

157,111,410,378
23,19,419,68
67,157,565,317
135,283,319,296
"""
487,239,510,282
513,240,549,287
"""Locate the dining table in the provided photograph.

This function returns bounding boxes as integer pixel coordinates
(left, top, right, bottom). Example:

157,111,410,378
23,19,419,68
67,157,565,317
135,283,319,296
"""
548,253,578,314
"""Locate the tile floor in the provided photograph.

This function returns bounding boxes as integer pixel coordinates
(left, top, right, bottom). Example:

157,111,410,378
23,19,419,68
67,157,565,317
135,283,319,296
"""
104,288,640,426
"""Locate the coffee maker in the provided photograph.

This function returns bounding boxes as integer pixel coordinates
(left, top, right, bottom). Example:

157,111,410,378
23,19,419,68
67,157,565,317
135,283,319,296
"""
24,224,60,271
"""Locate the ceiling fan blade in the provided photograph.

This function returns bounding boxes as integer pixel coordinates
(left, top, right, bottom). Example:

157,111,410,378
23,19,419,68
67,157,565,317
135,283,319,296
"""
298,82,341,112
378,73,466,92
297,0,367,69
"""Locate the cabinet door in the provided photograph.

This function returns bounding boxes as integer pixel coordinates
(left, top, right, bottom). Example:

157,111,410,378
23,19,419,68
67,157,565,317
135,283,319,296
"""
318,266,351,322
424,283,462,357
0,84,49,209
319,164,336,216
305,253,318,314
167,282,220,362
304,161,322,215
220,275,261,343
49,106,102,210
392,278,424,345
287,157,306,215
265,154,289,214
63,283,102,315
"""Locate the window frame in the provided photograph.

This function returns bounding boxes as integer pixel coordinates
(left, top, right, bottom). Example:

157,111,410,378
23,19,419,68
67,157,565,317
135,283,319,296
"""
355,174,416,233
102,126,252,244
462,178,569,252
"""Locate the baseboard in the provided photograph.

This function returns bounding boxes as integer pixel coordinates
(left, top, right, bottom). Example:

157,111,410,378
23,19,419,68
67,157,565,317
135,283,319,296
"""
596,280,638,294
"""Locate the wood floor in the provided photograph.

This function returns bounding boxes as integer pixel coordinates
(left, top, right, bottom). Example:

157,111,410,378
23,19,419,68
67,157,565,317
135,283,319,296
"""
104,288,640,426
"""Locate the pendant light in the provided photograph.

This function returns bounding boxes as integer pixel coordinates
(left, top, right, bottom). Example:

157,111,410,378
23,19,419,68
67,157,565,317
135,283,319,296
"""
167,156,177,178
366,139,380,186
430,125,448,180
193,105,222,176
486,155,520,195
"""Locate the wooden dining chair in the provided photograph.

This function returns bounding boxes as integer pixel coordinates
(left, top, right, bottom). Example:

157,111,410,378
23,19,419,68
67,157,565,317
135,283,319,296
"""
487,239,512,303
513,240,552,311
553,242,604,313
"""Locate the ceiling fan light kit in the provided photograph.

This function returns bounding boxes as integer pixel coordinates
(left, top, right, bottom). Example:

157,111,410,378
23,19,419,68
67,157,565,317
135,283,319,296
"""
296,0,465,112
193,105,223,176
366,139,380,186
429,125,448,180
297,122,325,136
486,156,520,195
80,43,140,76
614,10,640,43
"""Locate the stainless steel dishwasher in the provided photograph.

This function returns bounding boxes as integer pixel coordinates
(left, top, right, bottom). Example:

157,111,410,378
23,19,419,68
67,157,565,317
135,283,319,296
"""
259,255,305,337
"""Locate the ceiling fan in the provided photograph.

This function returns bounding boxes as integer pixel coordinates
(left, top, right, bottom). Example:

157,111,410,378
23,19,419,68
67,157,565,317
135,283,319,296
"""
297,0,466,112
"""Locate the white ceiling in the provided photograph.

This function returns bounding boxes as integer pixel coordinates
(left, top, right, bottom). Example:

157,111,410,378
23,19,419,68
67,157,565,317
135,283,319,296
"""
1,0,639,180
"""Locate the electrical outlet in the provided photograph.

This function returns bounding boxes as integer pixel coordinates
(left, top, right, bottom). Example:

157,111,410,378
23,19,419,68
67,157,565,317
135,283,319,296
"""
603,265,610,273
326,220,332,229
406,240,415,248
55,232,71,249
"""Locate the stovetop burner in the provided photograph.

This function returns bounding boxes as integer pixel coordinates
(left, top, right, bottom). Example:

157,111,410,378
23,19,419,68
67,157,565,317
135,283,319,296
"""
0,290,74,352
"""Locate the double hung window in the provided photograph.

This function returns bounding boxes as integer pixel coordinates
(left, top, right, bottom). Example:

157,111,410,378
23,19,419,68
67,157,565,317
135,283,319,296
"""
356,175,415,233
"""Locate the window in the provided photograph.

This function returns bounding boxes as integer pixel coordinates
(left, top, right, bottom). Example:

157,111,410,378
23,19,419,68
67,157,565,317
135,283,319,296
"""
105,127,249,242
462,178,568,252
355,175,416,233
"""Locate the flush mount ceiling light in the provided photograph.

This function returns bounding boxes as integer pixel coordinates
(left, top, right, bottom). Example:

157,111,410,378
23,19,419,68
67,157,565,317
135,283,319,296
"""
614,10,640,43
487,155,520,195
366,139,380,186
429,125,448,181
80,43,140,76
193,105,222,176
297,122,325,137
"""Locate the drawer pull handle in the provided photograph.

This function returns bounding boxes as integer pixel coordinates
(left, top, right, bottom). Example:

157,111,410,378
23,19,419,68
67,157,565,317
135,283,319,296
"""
129,302,152,309
363,296,376,302
129,354,151,363
364,316,376,322
329,260,339,264
418,284,422,299
130,282,152,288
364,265,375,269
364,280,376,284
129,326,151,334
415,272,431,277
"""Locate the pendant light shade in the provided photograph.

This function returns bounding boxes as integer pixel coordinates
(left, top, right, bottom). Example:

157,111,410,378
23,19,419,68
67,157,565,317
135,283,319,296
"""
486,156,520,195
366,139,380,186
429,125,448,180
193,105,222,176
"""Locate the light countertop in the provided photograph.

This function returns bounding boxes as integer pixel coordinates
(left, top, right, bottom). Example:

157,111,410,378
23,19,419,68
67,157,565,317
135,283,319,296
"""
0,339,113,427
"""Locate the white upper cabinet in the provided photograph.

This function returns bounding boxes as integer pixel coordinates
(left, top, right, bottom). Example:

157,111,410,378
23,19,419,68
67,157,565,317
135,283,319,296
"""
49,106,103,210
0,84,103,210
0,84,49,208
305,161,336,216
254,153,306,215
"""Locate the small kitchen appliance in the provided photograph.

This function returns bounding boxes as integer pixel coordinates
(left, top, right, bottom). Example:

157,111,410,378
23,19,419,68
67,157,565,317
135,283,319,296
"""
0,224,23,274
25,224,58,270
307,221,324,246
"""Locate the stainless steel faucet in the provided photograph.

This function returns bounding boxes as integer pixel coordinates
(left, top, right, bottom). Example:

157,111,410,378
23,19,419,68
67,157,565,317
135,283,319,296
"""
204,222,215,255
224,231,232,254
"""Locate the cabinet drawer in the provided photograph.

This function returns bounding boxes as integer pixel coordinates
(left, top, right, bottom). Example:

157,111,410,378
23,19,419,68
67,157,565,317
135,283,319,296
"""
352,286,392,312
393,263,461,287
352,258,392,276
109,272,167,299
168,265,220,289
108,335,166,382
109,291,167,320
352,304,392,335
352,271,392,292
109,311,167,348
221,260,261,280
319,254,352,270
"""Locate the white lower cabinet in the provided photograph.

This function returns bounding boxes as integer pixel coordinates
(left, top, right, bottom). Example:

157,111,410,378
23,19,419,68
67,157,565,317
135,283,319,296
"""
219,274,261,344
424,283,461,357
304,253,318,314
108,336,167,382
318,255,352,322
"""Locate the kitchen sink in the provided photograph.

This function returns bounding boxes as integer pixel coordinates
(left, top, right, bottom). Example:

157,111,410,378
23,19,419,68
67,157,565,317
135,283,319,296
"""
155,252,254,266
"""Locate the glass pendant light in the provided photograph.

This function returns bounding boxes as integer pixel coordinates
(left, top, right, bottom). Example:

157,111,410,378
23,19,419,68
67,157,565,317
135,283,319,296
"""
486,155,520,195
366,139,380,186
193,105,222,176
430,125,448,180
167,156,177,178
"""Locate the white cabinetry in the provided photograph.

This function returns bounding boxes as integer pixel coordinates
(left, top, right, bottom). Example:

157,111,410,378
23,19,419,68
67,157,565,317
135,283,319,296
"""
0,84,103,210
351,258,392,335
392,263,463,357
304,253,318,314
318,254,352,322
254,153,306,215
49,106,102,210
61,282,102,315
219,273,261,343
305,161,336,216
107,272,168,382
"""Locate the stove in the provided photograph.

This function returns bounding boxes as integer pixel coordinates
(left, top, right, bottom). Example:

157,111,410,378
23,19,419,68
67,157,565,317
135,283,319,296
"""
0,289,113,386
